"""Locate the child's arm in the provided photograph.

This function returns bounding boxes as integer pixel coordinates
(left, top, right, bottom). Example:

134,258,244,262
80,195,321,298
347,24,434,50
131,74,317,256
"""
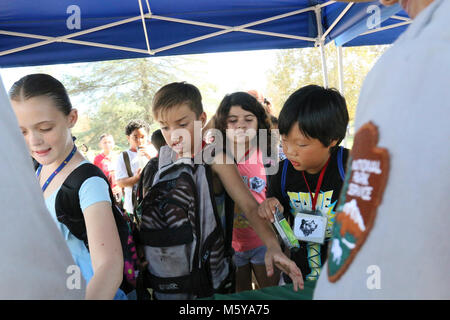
116,169,142,188
80,177,124,299
212,153,304,290
84,202,124,299
115,153,141,188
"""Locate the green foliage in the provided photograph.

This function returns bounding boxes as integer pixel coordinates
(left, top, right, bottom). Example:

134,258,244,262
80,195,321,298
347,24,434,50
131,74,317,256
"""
64,44,388,152
65,57,189,151
72,96,144,150
265,43,388,122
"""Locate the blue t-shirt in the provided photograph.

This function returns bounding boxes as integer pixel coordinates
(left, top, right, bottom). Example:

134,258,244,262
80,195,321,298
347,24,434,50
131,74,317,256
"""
43,161,127,300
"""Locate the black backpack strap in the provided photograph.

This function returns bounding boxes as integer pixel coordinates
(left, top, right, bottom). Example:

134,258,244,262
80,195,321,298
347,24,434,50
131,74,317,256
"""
56,163,140,295
224,192,235,254
32,157,40,170
337,146,345,181
137,158,158,200
203,162,235,260
280,158,289,200
122,150,138,211
122,151,133,177
55,163,110,246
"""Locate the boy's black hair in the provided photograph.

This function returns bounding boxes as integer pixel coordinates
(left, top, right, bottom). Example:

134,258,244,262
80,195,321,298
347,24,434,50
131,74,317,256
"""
270,115,278,126
99,133,113,142
150,129,167,153
278,85,349,153
125,119,150,136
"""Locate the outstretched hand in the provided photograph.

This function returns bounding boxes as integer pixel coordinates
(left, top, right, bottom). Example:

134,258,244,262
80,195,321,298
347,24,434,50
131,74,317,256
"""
265,247,304,291
258,197,283,223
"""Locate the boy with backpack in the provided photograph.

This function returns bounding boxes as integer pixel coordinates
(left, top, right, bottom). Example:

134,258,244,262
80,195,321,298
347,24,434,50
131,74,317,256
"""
135,82,303,300
115,120,151,217
258,85,350,283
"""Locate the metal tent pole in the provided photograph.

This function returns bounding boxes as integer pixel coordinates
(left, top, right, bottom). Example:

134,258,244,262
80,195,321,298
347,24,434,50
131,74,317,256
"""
314,5,329,88
337,45,344,94
337,44,351,147
138,0,153,55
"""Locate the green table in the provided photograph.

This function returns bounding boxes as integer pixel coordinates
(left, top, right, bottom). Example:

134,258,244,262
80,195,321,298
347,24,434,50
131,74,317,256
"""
204,280,316,300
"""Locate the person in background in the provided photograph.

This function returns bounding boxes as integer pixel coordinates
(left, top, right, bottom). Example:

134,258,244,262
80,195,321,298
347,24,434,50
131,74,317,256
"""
269,115,286,161
79,144,90,160
214,91,280,292
247,90,273,115
94,133,121,202
150,129,167,156
115,119,151,217
135,129,168,219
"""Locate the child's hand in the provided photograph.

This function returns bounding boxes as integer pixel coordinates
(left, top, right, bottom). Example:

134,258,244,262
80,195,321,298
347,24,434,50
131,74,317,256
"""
112,185,122,196
258,197,283,223
265,247,304,291
134,168,142,182
138,145,152,159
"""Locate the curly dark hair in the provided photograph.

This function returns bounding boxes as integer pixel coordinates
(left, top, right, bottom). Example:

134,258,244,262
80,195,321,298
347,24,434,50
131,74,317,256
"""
125,119,150,136
215,91,274,156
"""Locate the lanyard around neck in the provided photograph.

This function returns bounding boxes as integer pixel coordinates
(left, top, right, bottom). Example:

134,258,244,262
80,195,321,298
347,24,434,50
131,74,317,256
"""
36,144,77,192
302,157,330,212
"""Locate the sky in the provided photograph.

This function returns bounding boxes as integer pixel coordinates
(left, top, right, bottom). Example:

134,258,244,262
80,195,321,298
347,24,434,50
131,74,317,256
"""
0,49,279,116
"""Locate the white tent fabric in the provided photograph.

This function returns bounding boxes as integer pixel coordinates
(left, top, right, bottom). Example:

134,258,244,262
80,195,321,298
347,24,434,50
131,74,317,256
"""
0,75,85,299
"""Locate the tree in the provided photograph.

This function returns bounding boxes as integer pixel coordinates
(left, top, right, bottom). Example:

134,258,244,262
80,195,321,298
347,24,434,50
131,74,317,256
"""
265,43,388,122
65,56,192,151
72,95,144,150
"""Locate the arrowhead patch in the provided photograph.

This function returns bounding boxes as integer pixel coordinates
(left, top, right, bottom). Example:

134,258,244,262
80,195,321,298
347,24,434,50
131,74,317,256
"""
328,122,389,282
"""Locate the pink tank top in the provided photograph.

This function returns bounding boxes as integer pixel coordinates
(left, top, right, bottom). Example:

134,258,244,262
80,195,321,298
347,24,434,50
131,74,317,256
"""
232,148,267,252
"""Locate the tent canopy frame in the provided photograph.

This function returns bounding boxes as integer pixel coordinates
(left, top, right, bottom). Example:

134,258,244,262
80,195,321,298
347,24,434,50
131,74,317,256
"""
0,0,411,89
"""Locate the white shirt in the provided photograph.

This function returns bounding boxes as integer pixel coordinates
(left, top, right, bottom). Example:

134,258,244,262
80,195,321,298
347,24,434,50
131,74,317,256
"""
115,149,139,213
314,0,450,299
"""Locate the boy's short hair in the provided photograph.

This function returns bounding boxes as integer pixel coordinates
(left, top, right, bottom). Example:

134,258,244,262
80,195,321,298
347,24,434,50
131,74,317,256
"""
151,129,167,153
125,119,150,136
99,133,113,142
270,115,278,126
278,85,349,153
152,82,203,119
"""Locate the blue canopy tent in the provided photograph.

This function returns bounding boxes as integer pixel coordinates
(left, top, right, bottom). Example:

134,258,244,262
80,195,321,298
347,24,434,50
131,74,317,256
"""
0,0,410,87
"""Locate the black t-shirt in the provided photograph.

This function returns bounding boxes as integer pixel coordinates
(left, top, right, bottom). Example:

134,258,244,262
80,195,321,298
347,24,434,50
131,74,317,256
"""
267,147,349,281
